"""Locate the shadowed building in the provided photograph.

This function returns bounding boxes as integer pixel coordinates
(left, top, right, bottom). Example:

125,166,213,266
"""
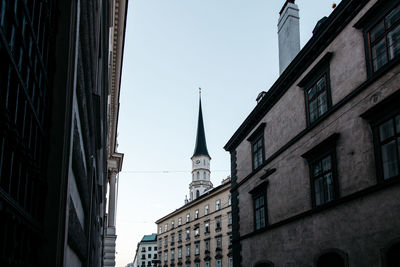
224,0,400,266
0,0,127,266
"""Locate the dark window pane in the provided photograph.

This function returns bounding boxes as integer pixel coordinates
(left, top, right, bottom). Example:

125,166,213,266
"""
316,76,326,92
372,38,388,72
379,119,395,141
307,86,316,100
313,161,322,176
309,99,318,123
370,21,385,43
318,91,328,116
396,115,400,133
388,24,400,60
322,156,331,172
324,173,334,202
314,177,323,206
385,5,400,29
381,140,399,179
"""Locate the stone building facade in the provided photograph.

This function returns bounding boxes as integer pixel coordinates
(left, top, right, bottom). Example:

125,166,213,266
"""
224,0,400,266
0,0,126,266
156,178,232,267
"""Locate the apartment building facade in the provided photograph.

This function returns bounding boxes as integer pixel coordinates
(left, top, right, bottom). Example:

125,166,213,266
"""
156,179,232,267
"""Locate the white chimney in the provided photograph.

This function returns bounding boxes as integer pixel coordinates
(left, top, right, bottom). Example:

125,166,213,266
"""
278,0,300,74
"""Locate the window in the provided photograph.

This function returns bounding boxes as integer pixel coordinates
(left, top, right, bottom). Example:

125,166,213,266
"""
216,236,222,249
178,231,182,242
186,245,190,256
205,205,209,215
148,254,151,258
197,171,200,180
216,199,221,211
171,220,175,229
367,4,400,72
228,194,231,206
229,257,233,267
195,263,200,267
317,252,345,267
253,191,266,230
148,247,151,251
154,246,157,251
171,233,175,245
178,217,182,226
205,240,210,252
194,225,200,237
305,74,330,124
186,264,190,267
164,251,168,262
203,171,206,179
252,135,264,170
165,224,168,232
178,247,182,259
186,213,190,223
228,212,232,226
376,114,400,179
195,209,199,219
159,226,162,234
310,154,337,206
228,234,232,247
215,216,222,230
216,259,222,267
158,239,162,248
205,262,210,267
196,190,200,198
301,134,339,208
171,248,175,260
204,221,210,234
186,228,190,240
164,237,168,247
195,242,200,255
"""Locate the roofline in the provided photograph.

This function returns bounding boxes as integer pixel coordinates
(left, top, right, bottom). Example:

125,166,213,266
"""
155,180,231,224
224,0,370,152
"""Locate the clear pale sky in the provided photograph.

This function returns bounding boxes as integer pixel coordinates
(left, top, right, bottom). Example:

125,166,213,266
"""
116,1,341,266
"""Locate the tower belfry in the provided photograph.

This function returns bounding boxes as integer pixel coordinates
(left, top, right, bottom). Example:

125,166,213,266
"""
189,89,213,201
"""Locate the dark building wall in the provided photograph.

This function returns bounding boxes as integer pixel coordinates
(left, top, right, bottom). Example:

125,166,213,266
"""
0,0,115,266
225,0,400,266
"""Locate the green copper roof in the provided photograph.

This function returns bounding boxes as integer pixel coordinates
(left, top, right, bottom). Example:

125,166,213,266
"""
141,234,157,242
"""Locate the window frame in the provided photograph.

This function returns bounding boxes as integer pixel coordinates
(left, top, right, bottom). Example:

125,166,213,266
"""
304,73,332,125
363,2,400,75
247,123,266,171
252,190,267,231
302,133,340,208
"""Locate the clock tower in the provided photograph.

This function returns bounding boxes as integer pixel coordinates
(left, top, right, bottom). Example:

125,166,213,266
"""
189,90,213,201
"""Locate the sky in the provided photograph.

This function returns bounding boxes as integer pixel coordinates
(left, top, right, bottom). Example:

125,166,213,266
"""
116,1,341,266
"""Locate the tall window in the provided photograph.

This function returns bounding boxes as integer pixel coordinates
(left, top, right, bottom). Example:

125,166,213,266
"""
178,231,182,242
171,220,175,229
377,114,400,179
215,216,222,230
194,225,200,237
228,194,231,206
205,205,209,215
216,259,222,267
252,135,264,170
253,192,266,230
368,4,400,72
171,249,175,260
228,212,232,226
196,190,200,198
171,233,175,245
311,154,336,206
216,236,222,249
186,213,190,223
204,221,210,234
159,226,162,234
195,209,199,219
306,74,329,124
186,245,190,256
178,217,182,226
229,257,233,267
195,242,200,255
164,252,168,262
178,247,182,259
205,240,210,251
186,228,190,240
216,199,221,210
205,262,210,267
165,224,168,232
164,237,168,247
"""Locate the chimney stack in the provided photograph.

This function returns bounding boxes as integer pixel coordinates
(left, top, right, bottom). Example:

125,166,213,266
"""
278,0,300,74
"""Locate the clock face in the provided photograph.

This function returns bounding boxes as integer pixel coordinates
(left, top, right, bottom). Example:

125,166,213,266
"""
195,159,200,164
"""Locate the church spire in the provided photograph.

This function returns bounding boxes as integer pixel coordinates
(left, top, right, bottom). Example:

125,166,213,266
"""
193,88,210,158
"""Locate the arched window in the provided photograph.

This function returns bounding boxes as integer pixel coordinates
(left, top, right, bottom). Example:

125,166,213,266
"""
196,190,200,198
386,241,400,267
203,171,206,179
197,172,200,180
317,252,345,267
254,261,274,267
